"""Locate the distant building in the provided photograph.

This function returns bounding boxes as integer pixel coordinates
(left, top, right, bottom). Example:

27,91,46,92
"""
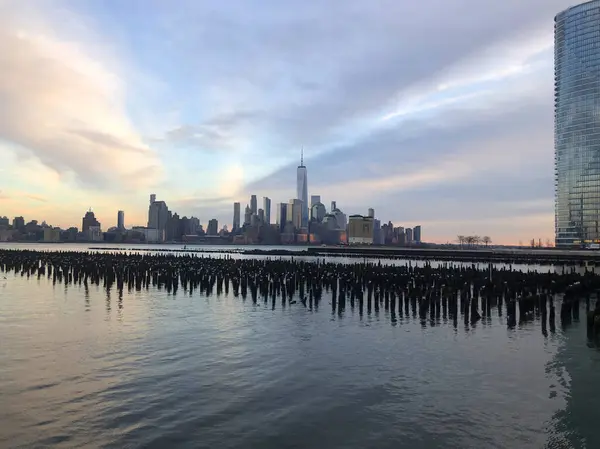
0,216,9,228
244,205,252,226
189,217,200,235
263,197,271,225
406,228,413,244
233,202,241,230
43,227,61,242
288,199,303,230
207,219,218,236
331,201,337,212
82,209,101,232
413,225,422,243
148,195,169,240
86,225,103,242
311,202,326,223
310,195,321,209
117,210,125,230
373,219,383,244
13,216,25,231
258,208,265,223
368,208,375,219
348,215,374,244
132,226,163,243
297,150,309,228
250,195,257,215
276,203,288,232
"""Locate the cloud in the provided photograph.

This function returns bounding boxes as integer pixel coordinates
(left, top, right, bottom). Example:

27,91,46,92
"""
0,2,163,191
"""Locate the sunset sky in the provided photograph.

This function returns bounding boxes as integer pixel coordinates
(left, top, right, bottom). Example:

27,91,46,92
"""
0,0,579,244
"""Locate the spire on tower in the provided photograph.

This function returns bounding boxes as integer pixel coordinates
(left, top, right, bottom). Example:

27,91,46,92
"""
301,147,304,166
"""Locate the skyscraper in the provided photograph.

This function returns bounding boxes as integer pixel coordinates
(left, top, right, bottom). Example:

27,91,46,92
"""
207,219,218,236
368,208,375,218
82,209,101,232
263,197,271,225
297,149,308,228
276,203,288,232
413,225,422,243
310,195,321,209
117,210,125,230
244,205,252,226
233,202,241,230
148,195,169,241
555,0,600,246
250,195,257,215
288,199,303,229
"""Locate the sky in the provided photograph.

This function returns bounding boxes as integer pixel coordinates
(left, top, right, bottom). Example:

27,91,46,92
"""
0,0,581,244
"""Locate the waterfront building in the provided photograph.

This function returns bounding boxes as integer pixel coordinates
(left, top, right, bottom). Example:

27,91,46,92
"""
117,210,125,230
82,209,101,232
276,203,288,232
555,0,600,246
263,197,271,225
43,227,61,243
310,195,321,209
348,215,374,244
311,202,326,223
244,205,252,226
250,195,257,215
288,199,303,230
13,216,25,231
406,228,413,244
147,195,169,240
414,225,422,243
258,208,265,223
233,202,241,230
207,219,218,236
368,208,375,219
297,150,309,228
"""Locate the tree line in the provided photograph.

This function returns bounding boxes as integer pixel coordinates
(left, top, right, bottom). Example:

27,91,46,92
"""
456,235,492,247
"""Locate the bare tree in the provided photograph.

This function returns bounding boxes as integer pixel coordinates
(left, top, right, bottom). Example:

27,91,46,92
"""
457,235,465,248
482,236,492,247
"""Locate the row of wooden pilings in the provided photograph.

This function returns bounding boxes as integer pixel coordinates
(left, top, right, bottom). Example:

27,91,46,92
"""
1,249,600,334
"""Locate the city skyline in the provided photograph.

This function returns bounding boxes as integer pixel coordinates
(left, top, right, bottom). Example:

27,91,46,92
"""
0,0,582,244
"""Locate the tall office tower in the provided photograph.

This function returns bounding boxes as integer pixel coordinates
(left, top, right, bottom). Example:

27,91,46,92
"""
368,208,375,218
288,199,303,230
233,202,241,230
147,196,170,241
150,194,156,204
331,201,337,212
297,149,309,228
117,210,125,230
263,197,271,225
413,225,422,243
13,216,25,231
207,219,218,236
250,195,257,215
82,209,101,232
310,195,321,209
555,0,600,246
276,203,288,232
258,208,265,223
244,205,252,226
406,227,413,244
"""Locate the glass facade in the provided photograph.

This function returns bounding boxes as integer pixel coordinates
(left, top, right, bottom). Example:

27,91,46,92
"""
555,0,600,247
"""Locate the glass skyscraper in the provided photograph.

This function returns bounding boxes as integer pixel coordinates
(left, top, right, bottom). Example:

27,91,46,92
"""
555,0,600,247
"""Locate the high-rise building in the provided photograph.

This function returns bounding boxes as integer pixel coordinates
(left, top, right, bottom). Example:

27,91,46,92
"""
311,202,326,223
368,208,375,218
263,197,271,225
148,196,170,240
117,210,125,230
348,215,374,244
13,216,25,231
406,228,413,244
258,208,265,223
244,205,252,226
250,195,257,215
413,225,422,243
207,219,218,236
297,150,309,228
288,199,303,230
276,203,288,232
233,202,241,230
310,195,321,209
331,201,337,212
82,209,101,232
555,0,600,246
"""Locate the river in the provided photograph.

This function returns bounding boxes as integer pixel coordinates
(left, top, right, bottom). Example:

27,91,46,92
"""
0,244,598,448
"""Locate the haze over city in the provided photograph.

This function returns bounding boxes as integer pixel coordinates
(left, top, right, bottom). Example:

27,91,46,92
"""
0,0,580,244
